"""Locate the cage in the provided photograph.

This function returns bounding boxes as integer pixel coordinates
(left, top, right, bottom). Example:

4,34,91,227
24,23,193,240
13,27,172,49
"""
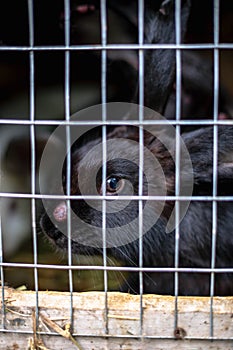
0,0,233,349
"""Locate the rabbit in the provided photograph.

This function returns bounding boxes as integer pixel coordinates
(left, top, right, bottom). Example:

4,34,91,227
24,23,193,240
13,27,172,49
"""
40,121,233,296
40,0,233,295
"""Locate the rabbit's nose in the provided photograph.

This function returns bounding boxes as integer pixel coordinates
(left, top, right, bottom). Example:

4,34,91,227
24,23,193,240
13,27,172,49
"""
53,202,67,222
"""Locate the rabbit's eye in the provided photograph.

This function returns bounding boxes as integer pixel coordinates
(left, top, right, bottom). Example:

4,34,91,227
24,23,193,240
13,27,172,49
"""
106,177,124,194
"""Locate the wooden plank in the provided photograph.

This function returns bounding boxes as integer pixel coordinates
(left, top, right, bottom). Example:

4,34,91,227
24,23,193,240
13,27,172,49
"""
0,287,232,349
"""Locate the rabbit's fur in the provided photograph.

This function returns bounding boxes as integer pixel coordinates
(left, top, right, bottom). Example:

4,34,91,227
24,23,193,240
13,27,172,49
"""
40,0,233,295
40,123,233,295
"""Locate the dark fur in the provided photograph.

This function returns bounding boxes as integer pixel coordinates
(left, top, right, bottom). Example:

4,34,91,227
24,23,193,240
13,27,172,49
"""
40,123,233,295
40,0,233,295
164,51,233,122
69,0,232,120
143,0,191,113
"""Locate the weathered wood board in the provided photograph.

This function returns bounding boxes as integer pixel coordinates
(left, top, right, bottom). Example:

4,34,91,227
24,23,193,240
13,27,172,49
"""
0,287,232,350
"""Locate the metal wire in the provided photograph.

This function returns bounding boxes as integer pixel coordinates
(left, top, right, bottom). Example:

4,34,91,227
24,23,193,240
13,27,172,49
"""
210,0,220,338
0,261,232,274
28,0,39,331
100,0,109,336
0,0,232,344
1,192,233,201
63,0,74,331
0,168,5,331
1,118,233,126
0,43,233,51
173,0,182,332
138,0,145,338
0,327,231,341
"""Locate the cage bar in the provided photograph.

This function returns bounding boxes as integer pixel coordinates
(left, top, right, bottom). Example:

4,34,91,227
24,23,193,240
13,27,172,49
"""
0,0,232,349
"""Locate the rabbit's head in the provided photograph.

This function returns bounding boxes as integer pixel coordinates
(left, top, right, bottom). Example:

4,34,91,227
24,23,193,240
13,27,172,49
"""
40,125,177,257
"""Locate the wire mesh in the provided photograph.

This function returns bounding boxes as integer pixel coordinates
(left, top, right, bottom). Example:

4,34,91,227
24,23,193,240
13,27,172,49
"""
0,0,232,345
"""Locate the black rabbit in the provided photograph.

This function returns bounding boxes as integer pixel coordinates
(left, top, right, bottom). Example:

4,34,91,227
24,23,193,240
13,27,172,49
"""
40,0,233,295
40,121,233,295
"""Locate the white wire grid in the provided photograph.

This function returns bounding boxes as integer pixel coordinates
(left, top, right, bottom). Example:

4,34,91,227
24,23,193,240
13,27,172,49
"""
0,0,232,342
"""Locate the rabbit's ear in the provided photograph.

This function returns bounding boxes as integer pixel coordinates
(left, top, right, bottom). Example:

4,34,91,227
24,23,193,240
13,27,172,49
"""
183,126,233,187
143,0,191,114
